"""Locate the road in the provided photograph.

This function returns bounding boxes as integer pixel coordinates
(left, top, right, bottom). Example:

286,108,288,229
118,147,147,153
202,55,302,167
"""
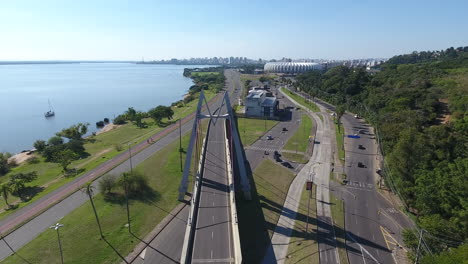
135,69,243,264
288,87,412,264
0,71,237,262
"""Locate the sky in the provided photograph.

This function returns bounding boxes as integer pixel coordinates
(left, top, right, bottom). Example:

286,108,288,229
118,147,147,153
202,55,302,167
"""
1,0,468,61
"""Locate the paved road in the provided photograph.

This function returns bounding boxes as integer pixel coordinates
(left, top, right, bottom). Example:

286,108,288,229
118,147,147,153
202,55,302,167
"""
134,69,243,264
0,72,235,262
288,87,412,264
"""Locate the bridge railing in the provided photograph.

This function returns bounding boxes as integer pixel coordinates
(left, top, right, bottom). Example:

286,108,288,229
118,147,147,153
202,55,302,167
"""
224,119,242,264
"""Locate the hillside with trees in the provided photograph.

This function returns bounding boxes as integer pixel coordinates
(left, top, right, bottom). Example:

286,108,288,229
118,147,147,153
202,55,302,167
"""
293,46,468,262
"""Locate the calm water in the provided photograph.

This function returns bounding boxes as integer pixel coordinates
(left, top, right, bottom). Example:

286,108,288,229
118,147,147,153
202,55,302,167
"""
0,63,207,153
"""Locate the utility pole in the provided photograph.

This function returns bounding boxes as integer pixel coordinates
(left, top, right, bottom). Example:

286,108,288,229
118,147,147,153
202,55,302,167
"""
415,229,424,264
128,143,133,174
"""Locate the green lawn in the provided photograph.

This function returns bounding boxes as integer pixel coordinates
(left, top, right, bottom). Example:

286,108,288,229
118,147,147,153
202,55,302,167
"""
236,159,296,263
281,152,309,164
281,87,320,112
283,114,313,153
3,133,192,264
236,117,278,146
286,184,319,264
335,121,345,161
330,193,349,264
0,90,216,221
191,71,220,77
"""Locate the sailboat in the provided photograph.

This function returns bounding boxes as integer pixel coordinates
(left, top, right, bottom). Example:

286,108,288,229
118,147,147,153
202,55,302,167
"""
44,99,55,117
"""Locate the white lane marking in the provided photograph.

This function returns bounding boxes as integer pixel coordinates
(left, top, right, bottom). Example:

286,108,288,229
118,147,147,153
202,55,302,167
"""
211,231,214,239
211,250,213,259
347,232,381,264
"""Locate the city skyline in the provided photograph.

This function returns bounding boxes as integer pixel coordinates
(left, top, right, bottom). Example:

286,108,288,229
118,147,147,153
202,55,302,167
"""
1,0,468,61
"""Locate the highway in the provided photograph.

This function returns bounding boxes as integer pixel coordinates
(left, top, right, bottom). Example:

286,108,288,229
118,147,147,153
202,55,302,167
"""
288,87,413,264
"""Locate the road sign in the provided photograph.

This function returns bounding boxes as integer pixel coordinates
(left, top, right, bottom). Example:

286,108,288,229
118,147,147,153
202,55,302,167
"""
347,135,361,139
306,181,313,190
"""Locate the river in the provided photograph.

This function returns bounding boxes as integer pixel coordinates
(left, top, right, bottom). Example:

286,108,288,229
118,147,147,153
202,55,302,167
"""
0,63,208,153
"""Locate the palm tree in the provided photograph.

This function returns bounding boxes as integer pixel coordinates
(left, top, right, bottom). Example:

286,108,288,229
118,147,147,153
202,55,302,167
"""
81,183,104,238
0,183,11,208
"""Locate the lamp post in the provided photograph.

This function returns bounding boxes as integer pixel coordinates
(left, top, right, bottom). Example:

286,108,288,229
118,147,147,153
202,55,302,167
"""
127,143,133,173
179,118,183,172
50,223,64,264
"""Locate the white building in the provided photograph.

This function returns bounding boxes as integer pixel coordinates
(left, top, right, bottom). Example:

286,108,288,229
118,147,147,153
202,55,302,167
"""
264,62,323,73
245,90,278,118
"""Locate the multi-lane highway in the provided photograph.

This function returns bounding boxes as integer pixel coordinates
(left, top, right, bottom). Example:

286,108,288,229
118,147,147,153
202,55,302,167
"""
288,87,412,264
191,104,234,263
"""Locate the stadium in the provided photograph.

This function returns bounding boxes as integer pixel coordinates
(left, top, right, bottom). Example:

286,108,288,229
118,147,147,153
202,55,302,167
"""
264,62,323,73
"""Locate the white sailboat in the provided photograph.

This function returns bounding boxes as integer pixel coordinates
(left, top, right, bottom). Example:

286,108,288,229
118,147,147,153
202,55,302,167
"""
44,99,55,117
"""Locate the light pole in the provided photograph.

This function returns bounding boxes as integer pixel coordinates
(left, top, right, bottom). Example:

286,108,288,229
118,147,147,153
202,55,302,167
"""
127,143,133,173
179,118,183,172
50,223,64,264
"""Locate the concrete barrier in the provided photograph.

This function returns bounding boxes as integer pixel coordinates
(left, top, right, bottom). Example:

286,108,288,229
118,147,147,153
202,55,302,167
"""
224,119,242,264
180,123,211,264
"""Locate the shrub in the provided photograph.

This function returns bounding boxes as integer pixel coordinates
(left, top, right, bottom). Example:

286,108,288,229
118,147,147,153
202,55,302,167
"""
114,144,123,152
96,121,105,127
119,171,149,195
103,117,109,123
48,136,64,146
99,174,116,195
27,156,40,164
113,115,126,125
33,140,47,152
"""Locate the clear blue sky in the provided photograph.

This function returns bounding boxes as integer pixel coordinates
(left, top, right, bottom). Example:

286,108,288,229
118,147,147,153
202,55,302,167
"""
1,0,467,60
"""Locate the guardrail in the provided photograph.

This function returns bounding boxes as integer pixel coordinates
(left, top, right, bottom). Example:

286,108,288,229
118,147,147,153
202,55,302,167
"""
224,119,242,264
180,121,211,264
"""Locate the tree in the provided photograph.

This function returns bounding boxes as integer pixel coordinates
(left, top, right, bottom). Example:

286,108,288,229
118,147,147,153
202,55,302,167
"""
118,171,148,195
0,152,12,175
48,136,64,146
33,140,47,152
0,183,11,208
113,115,126,125
55,149,78,172
99,175,116,195
335,105,346,132
8,172,37,198
148,106,165,124
56,123,89,140
125,107,137,121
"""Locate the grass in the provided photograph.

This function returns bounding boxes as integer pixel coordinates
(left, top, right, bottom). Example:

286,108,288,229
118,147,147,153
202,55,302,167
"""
283,114,313,153
190,71,220,77
0,90,216,221
3,133,192,264
285,184,319,264
281,87,320,112
236,117,278,146
236,159,296,263
281,152,309,164
330,193,349,264
335,121,345,161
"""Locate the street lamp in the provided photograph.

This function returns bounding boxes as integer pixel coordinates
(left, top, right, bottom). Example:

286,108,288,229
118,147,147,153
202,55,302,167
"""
49,223,64,264
127,143,133,173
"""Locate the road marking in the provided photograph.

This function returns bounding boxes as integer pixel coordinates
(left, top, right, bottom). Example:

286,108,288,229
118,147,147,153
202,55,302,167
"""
380,226,399,251
347,232,381,264
211,231,213,239
210,250,213,259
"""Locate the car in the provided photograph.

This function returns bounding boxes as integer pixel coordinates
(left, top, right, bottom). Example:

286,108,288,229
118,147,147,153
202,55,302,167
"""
330,112,336,116
267,135,273,140
282,127,288,132
274,150,280,157
354,114,360,119
376,168,382,174
357,162,365,168
358,129,366,134
281,162,293,168
358,144,365,149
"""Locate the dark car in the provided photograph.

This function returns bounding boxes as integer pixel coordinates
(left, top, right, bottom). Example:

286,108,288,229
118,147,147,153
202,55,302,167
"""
357,162,365,168
282,162,293,168
282,127,288,132
358,144,365,149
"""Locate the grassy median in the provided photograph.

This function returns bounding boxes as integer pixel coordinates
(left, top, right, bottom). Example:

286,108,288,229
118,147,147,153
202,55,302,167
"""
3,132,192,264
282,114,312,164
286,184,319,264
236,117,278,146
335,121,345,161
281,88,320,112
237,159,296,263
330,193,349,264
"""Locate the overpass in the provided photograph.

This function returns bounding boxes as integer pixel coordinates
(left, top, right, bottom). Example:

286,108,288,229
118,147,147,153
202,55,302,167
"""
178,91,250,264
